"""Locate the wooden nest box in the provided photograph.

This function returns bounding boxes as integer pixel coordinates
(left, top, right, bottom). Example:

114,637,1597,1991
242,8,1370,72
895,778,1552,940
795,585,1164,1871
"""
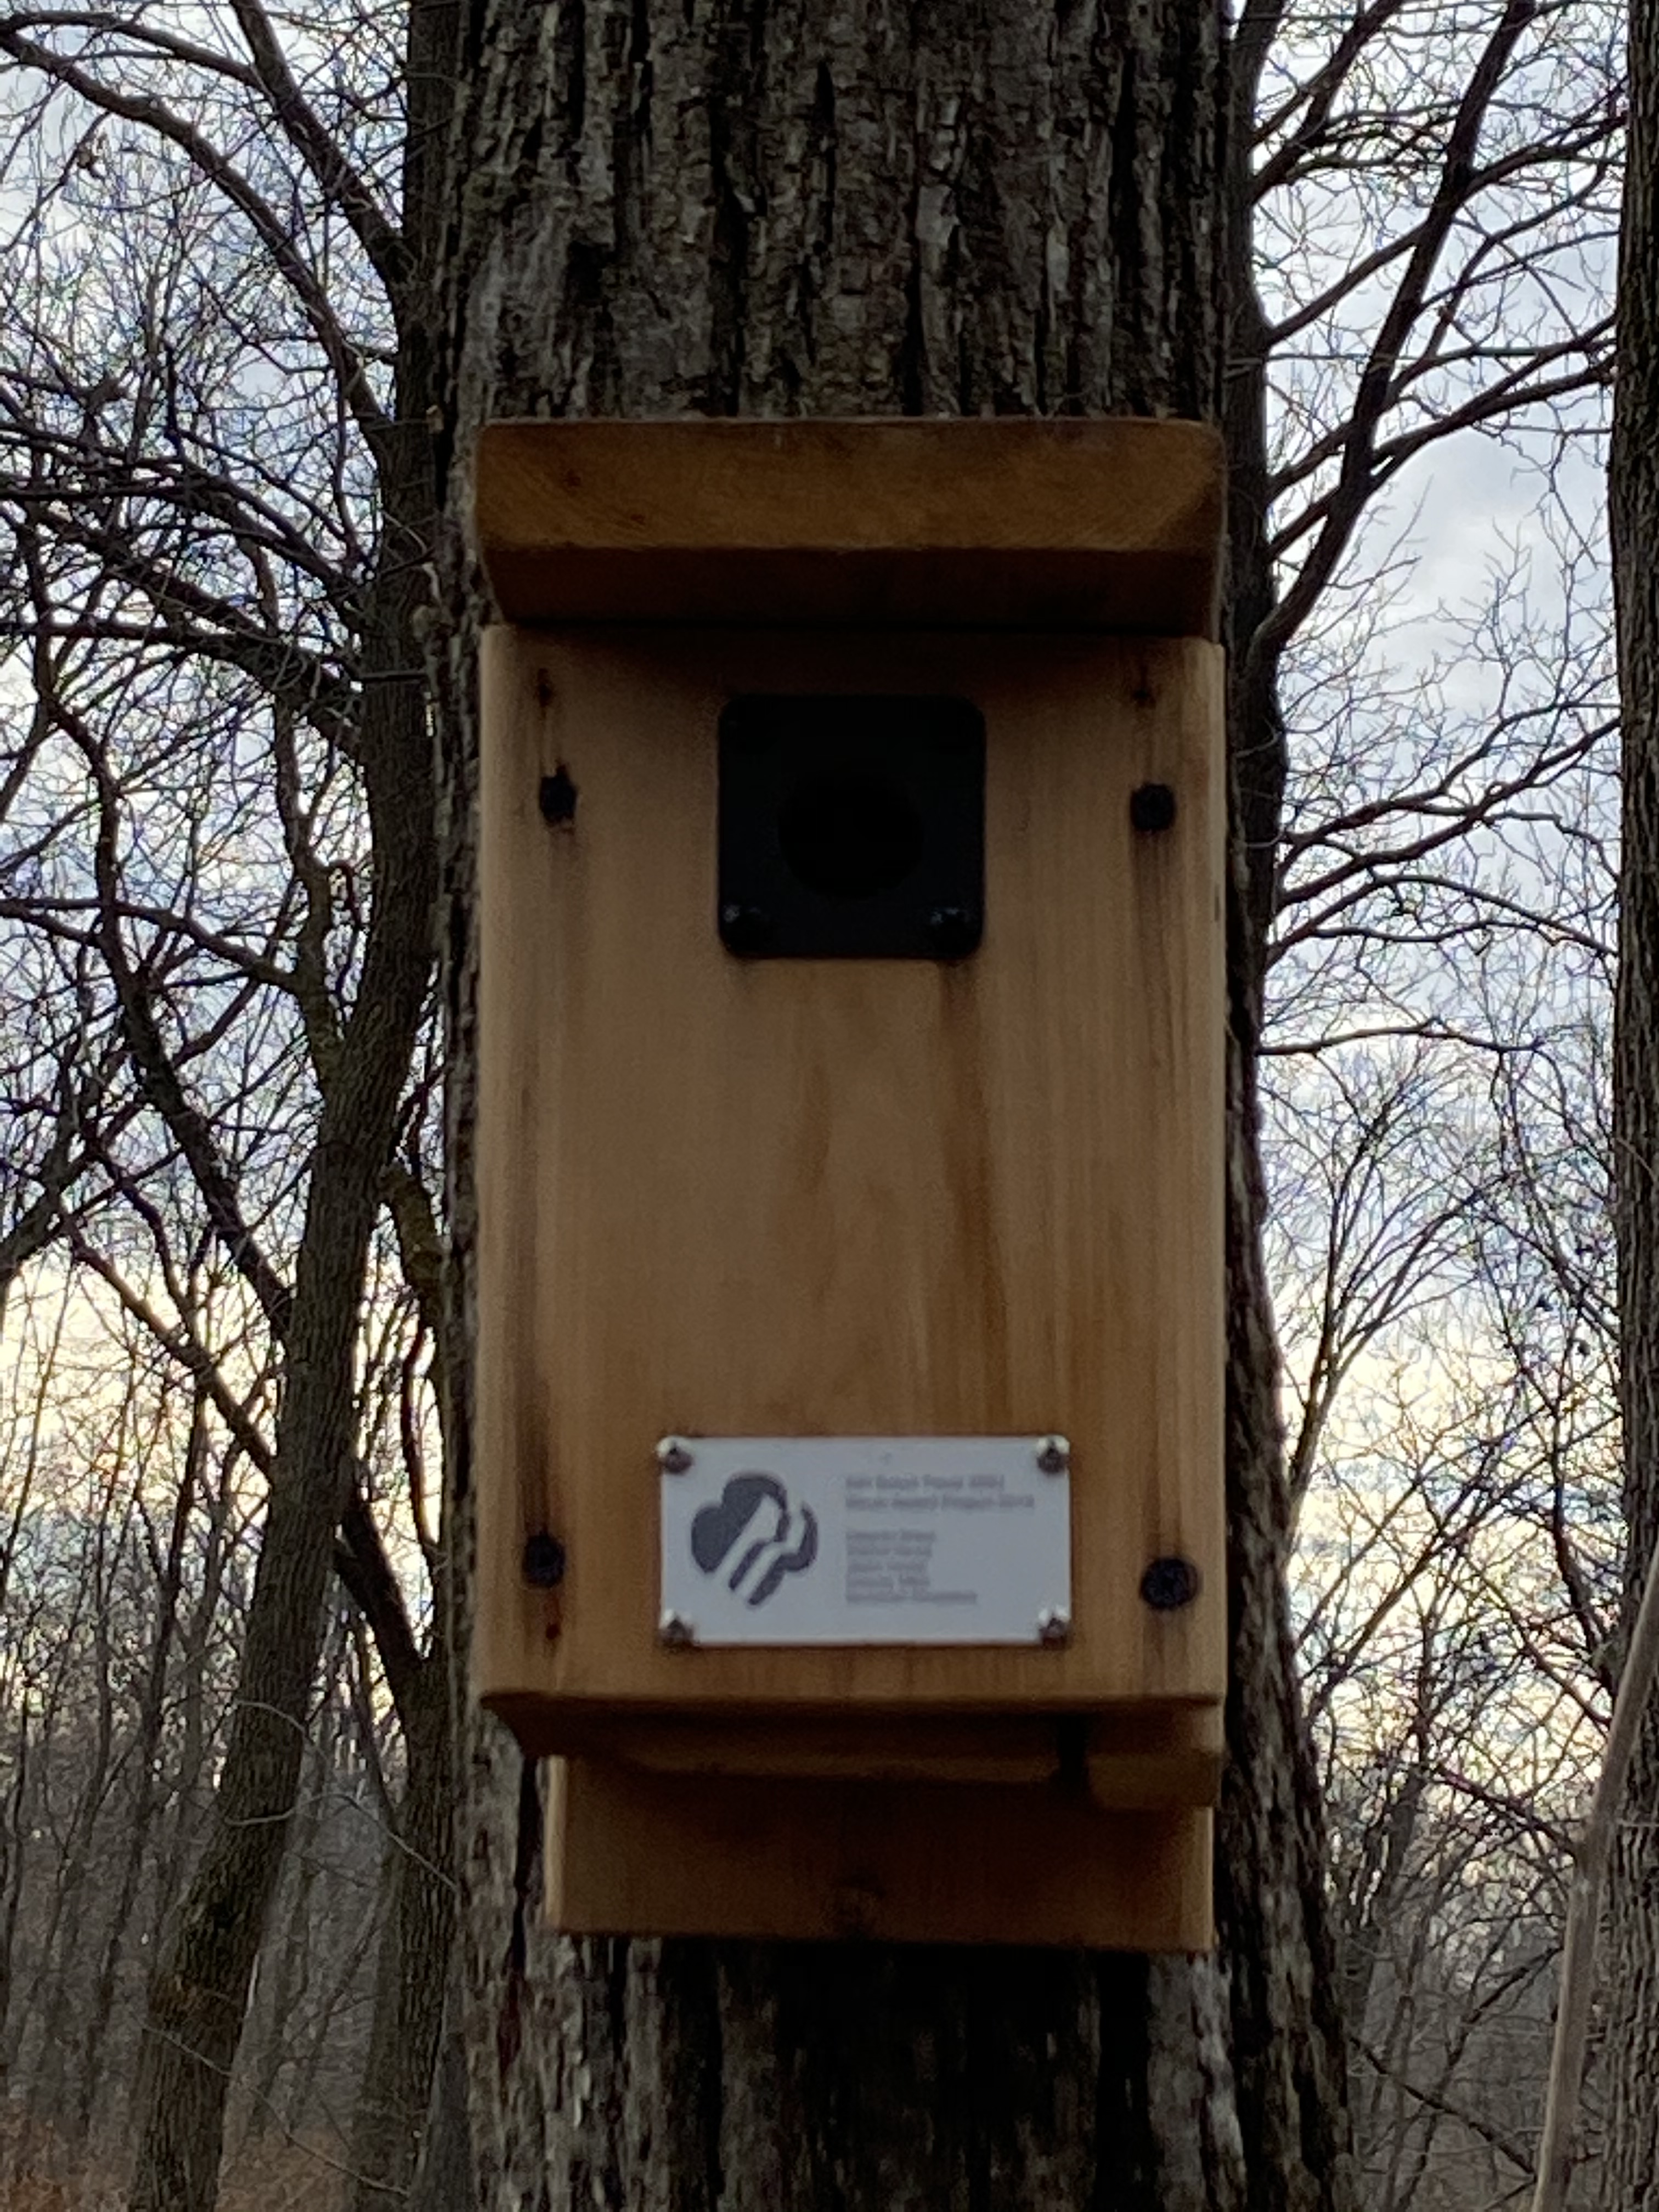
473,417,1226,1950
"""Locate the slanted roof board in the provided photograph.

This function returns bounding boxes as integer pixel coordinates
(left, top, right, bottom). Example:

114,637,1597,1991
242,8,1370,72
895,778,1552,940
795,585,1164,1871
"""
473,417,1224,636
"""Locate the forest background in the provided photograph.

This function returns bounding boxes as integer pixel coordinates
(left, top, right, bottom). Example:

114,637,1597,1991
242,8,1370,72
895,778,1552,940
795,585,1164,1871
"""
0,2,1635,2208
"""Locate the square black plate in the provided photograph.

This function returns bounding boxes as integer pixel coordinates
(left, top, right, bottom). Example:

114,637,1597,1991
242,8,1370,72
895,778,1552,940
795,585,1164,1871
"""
718,695,985,960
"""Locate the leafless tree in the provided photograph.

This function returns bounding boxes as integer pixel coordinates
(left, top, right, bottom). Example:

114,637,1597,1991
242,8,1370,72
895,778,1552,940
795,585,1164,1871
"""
0,4,451,2204
1598,0,1659,2200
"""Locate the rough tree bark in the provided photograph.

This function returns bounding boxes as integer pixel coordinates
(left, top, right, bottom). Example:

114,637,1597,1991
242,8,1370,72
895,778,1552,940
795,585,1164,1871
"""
342,1612,457,2212
1602,0,1659,2204
434,4,1352,2207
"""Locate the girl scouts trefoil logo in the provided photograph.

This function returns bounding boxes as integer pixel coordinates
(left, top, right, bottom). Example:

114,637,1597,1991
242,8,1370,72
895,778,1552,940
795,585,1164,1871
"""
691,1472,819,1607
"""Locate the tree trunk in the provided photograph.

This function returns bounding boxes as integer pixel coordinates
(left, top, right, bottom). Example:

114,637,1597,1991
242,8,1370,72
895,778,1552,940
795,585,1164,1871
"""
434,4,1352,2206
123,569,435,2212
123,275,441,2212
28,1536,115,2136
1601,0,1659,2204
121,0,461,2191
236,1618,346,2151
408,1965,475,2212
70,1392,200,2154
347,1656,458,2212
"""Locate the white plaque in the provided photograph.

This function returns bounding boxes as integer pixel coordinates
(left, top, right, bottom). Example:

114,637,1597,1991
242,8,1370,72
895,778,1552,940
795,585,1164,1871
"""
657,1436,1071,1647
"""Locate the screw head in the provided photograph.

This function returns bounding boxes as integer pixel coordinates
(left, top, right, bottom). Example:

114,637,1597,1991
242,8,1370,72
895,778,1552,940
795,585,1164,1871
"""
537,767,578,825
656,1436,695,1475
1130,782,1177,834
720,902,775,955
1037,1607,1071,1646
659,1610,697,1647
927,905,979,960
1035,1434,1070,1476
1140,1556,1201,1611
521,1532,567,1589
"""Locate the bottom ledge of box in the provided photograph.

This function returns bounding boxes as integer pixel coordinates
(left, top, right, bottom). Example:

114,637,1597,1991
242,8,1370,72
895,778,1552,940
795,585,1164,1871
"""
546,1756,1213,1951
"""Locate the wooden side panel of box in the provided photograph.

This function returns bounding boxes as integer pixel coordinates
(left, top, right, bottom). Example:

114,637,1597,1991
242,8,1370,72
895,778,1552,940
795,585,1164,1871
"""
547,1759,1214,1951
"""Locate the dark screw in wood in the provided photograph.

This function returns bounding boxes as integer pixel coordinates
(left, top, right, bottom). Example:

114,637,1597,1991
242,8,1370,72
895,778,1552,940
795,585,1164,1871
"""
927,905,978,958
522,1531,567,1588
1129,782,1177,833
538,766,578,825
721,902,775,954
1140,1556,1200,1611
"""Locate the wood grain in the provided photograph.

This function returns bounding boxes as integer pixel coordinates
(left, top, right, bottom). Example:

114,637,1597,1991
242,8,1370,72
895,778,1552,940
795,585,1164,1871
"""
474,419,1223,636
546,1758,1212,1949
509,1704,1223,1803
476,623,1225,1732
